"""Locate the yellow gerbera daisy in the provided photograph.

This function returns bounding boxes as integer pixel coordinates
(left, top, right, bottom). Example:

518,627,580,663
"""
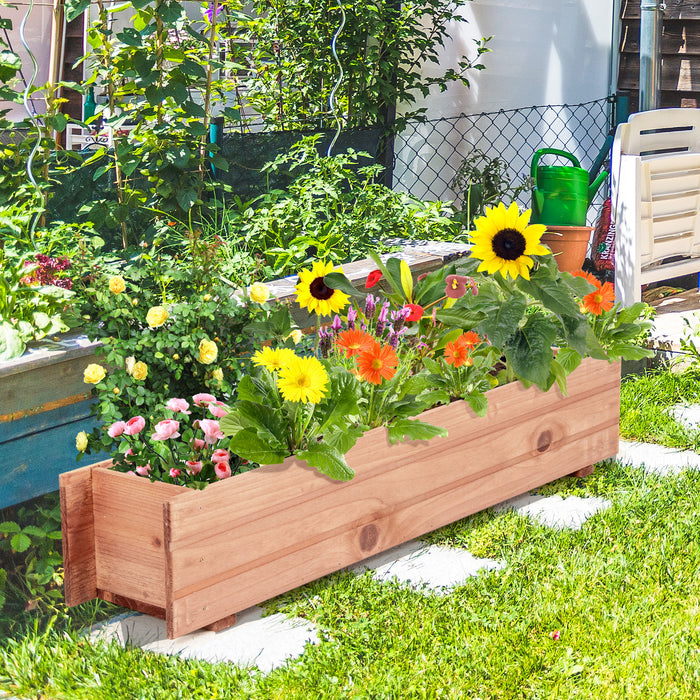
252,346,296,372
469,202,550,280
295,260,350,317
276,355,329,404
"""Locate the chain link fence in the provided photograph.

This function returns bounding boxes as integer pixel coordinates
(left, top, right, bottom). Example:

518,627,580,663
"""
392,97,615,224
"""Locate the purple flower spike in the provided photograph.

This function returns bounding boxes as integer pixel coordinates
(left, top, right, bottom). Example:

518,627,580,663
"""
347,306,357,330
376,301,390,336
331,314,343,334
364,293,377,319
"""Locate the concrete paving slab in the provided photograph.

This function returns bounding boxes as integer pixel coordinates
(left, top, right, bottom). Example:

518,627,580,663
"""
494,494,611,530
617,439,700,476
88,606,319,673
669,404,700,431
351,541,504,592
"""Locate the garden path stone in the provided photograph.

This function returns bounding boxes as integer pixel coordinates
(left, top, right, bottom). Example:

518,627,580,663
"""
87,606,319,673
350,540,505,592
493,494,611,529
617,439,700,475
668,404,700,430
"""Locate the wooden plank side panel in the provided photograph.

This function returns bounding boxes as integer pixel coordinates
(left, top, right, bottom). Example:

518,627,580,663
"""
164,359,620,637
619,54,700,92
168,364,619,636
622,0,700,20
92,469,181,607
59,460,112,606
620,20,700,55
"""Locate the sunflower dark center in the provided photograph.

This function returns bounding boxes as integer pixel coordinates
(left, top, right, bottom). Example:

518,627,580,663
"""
310,276,335,300
491,228,526,261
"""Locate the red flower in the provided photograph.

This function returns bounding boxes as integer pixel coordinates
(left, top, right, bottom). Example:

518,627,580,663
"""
404,303,424,322
365,270,383,288
357,342,399,385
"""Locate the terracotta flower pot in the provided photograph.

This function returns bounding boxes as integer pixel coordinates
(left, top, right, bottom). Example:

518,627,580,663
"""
541,225,594,275
61,357,620,639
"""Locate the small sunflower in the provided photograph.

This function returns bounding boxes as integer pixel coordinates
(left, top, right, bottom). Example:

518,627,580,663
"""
252,346,296,372
276,355,329,404
296,261,350,317
469,202,550,280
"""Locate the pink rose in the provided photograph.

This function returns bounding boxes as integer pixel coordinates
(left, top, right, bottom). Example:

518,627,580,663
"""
199,418,224,444
193,438,205,450
211,449,229,463
193,392,217,406
126,470,137,476
124,447,134,457
207,401,227,418
169,467,182,478
151,419,180,441
215,461,231,479
186,460,203,475
166,398,191,414
135,463,151,476
108,420,127,438
124,416,146,436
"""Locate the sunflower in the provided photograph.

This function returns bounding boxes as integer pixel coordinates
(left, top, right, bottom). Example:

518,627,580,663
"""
582,281,615,316
252,346,296,372
296,261,350,317
335,328,374,358
469,202,550,280
276,355,329,404
357,342,399,385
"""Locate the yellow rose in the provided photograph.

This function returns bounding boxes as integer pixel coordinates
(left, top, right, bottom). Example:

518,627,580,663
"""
75,431,88,452
125,356,136,375
198,339,218,365
173,354,180,361
249,282,271,304
211,367,224,384
108,276,126,294
146,305,169,328
83,363,106,384
203,294,212,302
287,329,303,345
131,361,148,381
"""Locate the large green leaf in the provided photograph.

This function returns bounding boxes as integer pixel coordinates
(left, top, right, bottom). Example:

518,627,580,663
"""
221,400,287,449
555,347,582,374
517,275,583,319
478,294,528,348
314,368,361,436
297,442,354,481
65,0,91,21
323,423,364,454
434,308,487,330
559,313,588,356
465,392,488,417
227,428,287,465
387,418,448,445
324,271,365,298
504,314,557,390
0,322,25,361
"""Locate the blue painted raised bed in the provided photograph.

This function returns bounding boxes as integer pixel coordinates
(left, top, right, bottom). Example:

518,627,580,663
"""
0,333,109,508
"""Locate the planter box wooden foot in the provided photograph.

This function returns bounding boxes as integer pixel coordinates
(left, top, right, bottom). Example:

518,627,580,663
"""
61,357,620,639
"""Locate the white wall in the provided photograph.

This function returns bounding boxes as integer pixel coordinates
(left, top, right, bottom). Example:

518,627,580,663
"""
394,0,615,205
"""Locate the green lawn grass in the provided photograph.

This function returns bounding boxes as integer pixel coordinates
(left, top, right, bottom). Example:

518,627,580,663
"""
3,369,700,698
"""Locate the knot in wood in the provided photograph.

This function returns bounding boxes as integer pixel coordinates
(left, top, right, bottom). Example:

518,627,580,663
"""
359,524,379,552
536,430,553,453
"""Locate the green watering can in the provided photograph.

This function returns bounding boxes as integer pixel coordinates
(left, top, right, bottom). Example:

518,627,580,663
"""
530,148,608,226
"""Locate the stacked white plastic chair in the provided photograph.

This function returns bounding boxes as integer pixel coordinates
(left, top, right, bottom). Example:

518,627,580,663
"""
612,108,700,306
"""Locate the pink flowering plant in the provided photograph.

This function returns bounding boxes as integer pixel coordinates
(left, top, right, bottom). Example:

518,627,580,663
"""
105,393,251,487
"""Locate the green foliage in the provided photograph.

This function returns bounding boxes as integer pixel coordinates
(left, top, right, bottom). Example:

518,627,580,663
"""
228,137,460,276
451,149,532,229
0,494,64,628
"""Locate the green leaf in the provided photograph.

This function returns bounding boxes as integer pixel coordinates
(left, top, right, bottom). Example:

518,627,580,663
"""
0,521,20,534
559,313,589,356
387,418,448,445
549,358,569,395
314,368,361,437
65,0,91,21
478,294,528,348
465,392,488,417
10,532,31,553
297,442,354,481
324,271,365,298
517,275,582,319
607,344,654,361
504,313,557,390
0,322,25,361
555,347,582,374
323,423,364,454
227,428,287,465
116,27,143,47
21,525,47,539
434,308,487,330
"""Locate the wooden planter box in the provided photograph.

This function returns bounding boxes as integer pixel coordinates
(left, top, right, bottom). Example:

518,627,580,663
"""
61,357,620,639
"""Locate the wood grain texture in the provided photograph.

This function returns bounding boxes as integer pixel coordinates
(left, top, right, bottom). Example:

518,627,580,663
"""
64,358,620,638
59,460,112,606
622,0,700,20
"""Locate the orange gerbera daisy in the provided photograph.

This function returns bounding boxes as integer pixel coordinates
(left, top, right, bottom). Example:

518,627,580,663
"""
582,281,615,315
444,339,473,368
572,270,600,286
458,331,481,350
335,328,374,358
357,342,399,385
